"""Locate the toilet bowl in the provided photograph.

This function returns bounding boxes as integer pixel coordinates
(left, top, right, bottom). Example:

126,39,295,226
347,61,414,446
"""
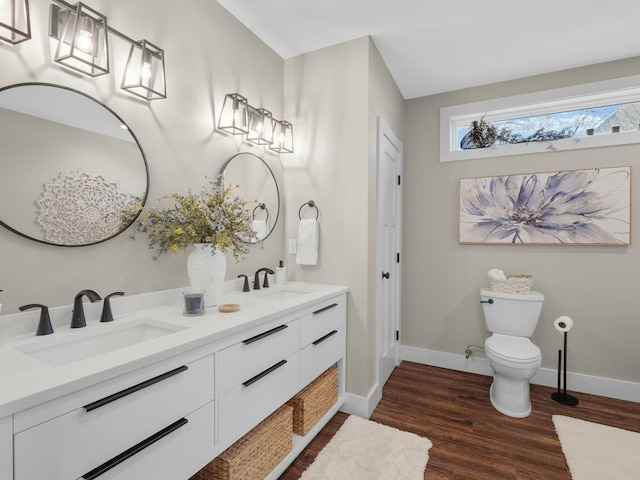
480,288,544,418
484,333,541,417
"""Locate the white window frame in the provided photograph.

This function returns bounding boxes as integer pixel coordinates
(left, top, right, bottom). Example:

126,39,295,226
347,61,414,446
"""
440,75,640,163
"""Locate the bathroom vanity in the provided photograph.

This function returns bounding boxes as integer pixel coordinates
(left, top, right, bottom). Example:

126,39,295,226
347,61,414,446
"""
0,282,347,480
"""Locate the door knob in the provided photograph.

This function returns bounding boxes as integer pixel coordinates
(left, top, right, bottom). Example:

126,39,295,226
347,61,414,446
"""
382,271,390,279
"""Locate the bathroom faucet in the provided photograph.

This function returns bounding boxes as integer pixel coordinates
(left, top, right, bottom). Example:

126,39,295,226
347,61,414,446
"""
19,304,54,336
71,289,102,328
100,291,125,322
237,275,250,292
253,268,275,290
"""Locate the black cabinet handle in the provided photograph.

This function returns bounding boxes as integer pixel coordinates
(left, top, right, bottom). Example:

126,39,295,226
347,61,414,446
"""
480,299,494,304
84,366,188,412
312,330,338,346
82,418,188,479
313,303,338,315
242,324,288,345
242,360,287,387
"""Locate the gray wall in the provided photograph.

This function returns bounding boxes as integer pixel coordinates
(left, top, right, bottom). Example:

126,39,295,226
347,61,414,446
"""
0,0,286,313
402,56,640,384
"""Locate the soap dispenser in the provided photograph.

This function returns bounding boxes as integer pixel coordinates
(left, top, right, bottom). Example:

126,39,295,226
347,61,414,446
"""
275,260,287,285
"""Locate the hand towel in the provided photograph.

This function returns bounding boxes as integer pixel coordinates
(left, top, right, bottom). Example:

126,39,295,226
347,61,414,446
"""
296,218,318,265
252,219,270,241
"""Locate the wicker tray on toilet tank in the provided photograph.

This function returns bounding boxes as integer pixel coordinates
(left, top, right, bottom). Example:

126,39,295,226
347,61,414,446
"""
287,364,338,436
489,274,533,294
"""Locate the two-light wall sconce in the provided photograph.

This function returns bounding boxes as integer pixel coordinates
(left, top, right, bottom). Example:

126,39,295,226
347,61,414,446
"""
0,0,166,100
218,93,294,153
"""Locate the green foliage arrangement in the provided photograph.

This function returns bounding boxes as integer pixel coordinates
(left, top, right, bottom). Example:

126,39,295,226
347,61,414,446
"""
137,180,257,261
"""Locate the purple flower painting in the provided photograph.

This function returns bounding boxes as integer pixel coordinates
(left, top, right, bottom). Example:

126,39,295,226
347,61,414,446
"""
459,166,631,245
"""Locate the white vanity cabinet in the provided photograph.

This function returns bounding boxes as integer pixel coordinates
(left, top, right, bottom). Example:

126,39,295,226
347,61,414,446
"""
0,415,12,480
13,347,215,480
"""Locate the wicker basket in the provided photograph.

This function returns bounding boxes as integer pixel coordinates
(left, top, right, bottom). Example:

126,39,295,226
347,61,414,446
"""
489,274,533,294
191,404,293,480
287,365,338,436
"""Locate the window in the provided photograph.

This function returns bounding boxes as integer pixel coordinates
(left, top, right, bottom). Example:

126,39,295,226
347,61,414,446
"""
440,75,640,162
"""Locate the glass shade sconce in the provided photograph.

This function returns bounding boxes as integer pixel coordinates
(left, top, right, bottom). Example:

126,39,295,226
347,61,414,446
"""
270,120,294,153
218,93,250,135
48,0,166,99
246,106,274,145
218,93,294,153
121,40,166,100
0,0,31,44
51,2,109,76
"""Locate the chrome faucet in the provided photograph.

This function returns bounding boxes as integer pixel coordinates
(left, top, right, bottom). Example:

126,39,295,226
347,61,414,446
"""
253,268,275,290
71,289,102,328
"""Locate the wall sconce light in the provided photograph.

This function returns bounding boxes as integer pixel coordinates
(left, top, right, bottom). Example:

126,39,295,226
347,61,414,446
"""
0,0,31,45
270,120,294,153
121,40,166,100
218,93,294,153
49,0,166,99
246,106,274,145
51,2,108,76
218,93,249,134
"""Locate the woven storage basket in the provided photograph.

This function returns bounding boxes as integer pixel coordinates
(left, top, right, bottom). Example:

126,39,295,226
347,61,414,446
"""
489,274,533,294
191,404,293,480
287,365,338,436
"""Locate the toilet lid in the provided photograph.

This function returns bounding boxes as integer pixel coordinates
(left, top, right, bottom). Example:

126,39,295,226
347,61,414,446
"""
485,334,541,363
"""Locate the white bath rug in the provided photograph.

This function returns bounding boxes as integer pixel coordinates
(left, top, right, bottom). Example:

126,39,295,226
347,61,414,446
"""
300,415,432,480
553,415,640,479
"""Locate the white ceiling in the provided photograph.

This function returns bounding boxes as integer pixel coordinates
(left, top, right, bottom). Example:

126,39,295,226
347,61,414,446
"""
216,0,640,99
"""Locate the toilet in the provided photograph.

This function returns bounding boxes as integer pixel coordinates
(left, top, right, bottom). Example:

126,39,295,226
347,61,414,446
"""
480,288,544,418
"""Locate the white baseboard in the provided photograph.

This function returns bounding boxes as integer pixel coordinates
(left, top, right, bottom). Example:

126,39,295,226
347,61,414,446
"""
340,382,382,419
402,345,640,404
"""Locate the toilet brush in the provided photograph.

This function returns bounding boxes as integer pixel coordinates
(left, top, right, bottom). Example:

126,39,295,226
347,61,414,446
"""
551,316,579,406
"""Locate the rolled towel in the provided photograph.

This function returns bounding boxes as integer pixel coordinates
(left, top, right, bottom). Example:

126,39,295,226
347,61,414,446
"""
296,218,318,265
554,316,574,333
487,268,507,281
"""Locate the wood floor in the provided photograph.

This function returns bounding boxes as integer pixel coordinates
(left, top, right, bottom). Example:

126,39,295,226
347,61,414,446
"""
278,361,640,479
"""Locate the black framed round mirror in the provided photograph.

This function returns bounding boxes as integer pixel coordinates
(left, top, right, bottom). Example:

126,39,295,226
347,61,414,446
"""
0,83,149,246
218,152,280,243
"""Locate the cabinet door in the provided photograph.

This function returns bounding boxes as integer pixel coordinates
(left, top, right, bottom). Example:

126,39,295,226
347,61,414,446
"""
0,416,11,480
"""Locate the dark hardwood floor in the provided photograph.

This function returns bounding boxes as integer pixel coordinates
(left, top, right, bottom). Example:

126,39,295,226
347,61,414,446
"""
279,361,640,479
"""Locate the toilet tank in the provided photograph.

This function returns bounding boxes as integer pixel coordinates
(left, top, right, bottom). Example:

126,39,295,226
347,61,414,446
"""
480,289,544,337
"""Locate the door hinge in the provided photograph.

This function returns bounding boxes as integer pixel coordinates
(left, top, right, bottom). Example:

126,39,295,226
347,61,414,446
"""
396,330,399,341
397,175,401,186
396,252,400,263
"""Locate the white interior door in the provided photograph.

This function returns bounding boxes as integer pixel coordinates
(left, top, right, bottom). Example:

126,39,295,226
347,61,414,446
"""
377,117,403,388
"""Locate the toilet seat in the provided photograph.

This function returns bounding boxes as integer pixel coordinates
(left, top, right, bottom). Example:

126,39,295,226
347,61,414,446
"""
485,334,541,364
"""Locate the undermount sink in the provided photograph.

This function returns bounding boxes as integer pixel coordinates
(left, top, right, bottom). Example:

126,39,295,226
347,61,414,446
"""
258,287,312,301
15,318,186,367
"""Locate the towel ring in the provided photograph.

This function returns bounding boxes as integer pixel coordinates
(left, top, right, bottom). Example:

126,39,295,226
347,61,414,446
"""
298,200,319,220
252,203,269,222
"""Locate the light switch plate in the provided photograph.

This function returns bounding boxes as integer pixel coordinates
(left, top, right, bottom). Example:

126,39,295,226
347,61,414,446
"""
288,239,297,254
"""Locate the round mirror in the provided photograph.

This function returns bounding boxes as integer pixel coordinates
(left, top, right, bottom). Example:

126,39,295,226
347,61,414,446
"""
219,152,279,243
0,83,149,246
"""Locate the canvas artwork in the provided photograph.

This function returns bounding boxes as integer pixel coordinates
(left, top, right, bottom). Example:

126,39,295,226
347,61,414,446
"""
459,166,631,245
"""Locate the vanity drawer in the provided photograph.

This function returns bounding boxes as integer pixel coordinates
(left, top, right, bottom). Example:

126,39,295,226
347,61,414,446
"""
300,326,345,386
218,351,299,443
76,400,215,480
0,416,11,480
14,354,214,480
300,296,346,348
217,319,299,395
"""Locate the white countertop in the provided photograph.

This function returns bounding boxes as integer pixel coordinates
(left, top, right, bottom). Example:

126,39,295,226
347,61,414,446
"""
0,282,348,418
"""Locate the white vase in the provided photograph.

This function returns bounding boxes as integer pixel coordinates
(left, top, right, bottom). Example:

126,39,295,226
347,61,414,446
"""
187,243,226,307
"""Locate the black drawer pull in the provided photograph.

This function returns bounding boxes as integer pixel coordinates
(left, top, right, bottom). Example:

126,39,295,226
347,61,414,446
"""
242,360,287,387
84,365,188,412
313,303,338,315
312,330,338,346
82,417,188,479
242,324,288,345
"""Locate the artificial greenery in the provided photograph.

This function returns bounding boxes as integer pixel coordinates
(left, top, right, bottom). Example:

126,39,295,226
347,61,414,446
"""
137,180,257,261
460,117,574,150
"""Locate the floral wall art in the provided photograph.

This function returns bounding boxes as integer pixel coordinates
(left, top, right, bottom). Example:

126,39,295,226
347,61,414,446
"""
459,166,631,245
